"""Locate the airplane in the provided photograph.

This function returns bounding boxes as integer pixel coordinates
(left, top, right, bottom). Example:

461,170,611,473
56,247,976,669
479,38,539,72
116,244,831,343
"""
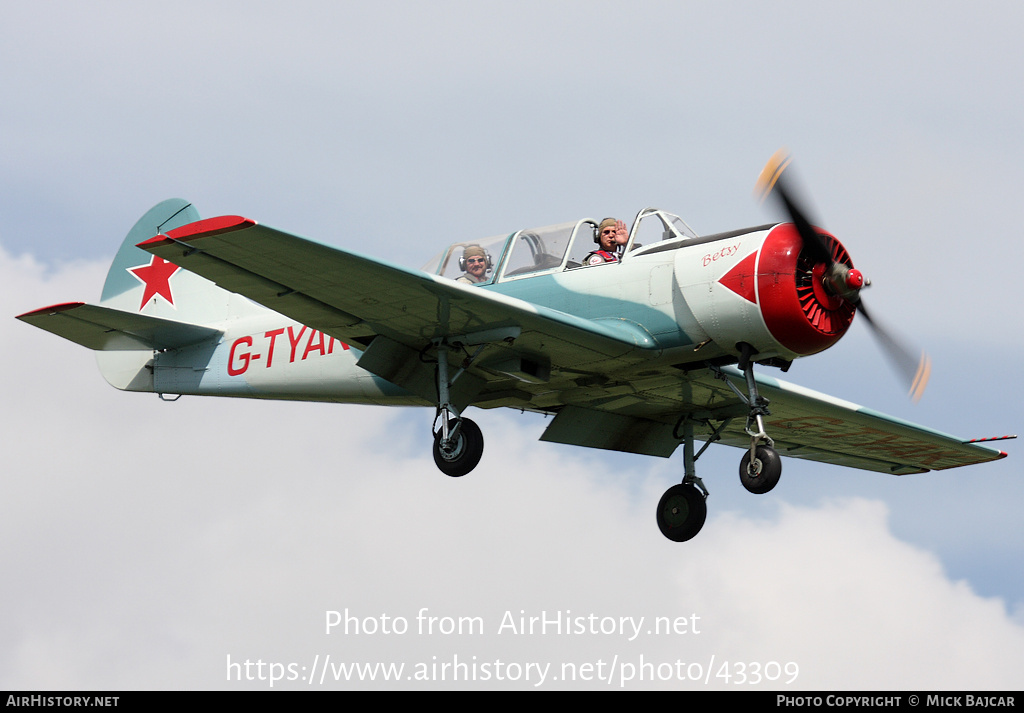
16,151,1012,542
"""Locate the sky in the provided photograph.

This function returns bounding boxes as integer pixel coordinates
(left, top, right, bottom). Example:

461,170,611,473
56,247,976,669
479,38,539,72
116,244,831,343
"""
2,0,1022,691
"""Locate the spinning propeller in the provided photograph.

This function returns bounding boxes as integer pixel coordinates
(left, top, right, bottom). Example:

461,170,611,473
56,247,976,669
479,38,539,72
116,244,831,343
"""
755,149,931,401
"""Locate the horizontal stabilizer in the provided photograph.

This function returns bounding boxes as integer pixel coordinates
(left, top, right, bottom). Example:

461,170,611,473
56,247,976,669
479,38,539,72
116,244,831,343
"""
17,302,220,351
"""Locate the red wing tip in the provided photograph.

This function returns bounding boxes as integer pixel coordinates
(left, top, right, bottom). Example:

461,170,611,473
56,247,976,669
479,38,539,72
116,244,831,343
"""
16,302,87,319
137,215,256,248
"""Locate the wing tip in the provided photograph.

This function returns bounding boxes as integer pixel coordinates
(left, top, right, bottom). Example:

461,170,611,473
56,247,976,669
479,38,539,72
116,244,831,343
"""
964,435,1014,460
137,215,256,249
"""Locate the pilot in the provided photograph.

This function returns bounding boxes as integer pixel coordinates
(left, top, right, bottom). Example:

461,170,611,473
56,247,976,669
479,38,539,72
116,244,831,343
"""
584,218,628,265
456,245,490,284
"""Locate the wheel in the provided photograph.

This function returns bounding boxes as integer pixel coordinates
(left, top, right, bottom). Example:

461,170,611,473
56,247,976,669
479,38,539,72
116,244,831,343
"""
739,445,782,494
656,483,707,542
432,417,484,477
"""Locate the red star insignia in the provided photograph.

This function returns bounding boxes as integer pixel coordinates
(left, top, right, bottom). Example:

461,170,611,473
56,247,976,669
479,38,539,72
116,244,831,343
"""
127,256,181,310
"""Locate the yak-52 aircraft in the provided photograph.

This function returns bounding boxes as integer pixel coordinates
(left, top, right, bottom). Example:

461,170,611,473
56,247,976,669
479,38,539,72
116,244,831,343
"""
18,152,1011,541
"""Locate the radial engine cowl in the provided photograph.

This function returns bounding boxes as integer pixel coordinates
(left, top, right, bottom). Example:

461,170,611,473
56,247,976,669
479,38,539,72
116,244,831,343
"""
678,224,858,360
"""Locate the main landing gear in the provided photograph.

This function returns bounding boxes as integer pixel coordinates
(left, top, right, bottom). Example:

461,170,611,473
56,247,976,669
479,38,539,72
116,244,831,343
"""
656,346,783,542
433,415,484,477
657,482,707,543
429,336,488,478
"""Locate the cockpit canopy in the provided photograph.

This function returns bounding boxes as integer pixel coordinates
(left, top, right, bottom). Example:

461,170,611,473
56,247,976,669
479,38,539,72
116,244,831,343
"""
422,208,697,285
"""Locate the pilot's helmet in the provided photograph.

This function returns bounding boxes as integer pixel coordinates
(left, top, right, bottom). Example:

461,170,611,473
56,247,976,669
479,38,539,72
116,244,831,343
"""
459,245,492,271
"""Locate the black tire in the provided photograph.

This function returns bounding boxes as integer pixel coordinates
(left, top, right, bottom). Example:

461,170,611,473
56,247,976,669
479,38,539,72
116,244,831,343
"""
656,483,707,542
432,417,484,477
739,445,782,494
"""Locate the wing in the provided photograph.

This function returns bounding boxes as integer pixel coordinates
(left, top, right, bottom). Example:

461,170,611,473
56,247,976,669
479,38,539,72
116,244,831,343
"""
16,302,220,351
540,366,1006,473
136,216,662,406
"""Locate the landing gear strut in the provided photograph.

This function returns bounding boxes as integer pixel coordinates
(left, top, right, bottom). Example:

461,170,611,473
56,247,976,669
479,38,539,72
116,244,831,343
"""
735,344,782,495
656,349,784,542
430,337,486,477
656,415,714,542
714,345,784,495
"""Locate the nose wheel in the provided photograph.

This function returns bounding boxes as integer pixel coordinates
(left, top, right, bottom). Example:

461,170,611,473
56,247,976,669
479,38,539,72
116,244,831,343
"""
739,444,782,494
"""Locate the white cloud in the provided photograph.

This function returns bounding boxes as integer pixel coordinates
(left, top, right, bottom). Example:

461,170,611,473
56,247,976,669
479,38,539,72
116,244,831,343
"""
2,244,1022,690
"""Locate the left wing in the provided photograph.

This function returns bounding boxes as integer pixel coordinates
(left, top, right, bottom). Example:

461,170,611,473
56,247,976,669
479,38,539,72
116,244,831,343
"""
137,217,662,403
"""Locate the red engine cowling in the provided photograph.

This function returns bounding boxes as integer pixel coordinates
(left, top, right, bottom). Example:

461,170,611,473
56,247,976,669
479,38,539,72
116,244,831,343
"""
756,224,857,355
677,223,857,361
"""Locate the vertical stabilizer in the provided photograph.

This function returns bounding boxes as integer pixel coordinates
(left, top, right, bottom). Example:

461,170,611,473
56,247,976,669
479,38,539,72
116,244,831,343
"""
100,199,200,305
95,200,242,391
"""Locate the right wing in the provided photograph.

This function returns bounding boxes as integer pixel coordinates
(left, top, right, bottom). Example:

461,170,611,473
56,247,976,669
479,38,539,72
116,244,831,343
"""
541,366,1008,473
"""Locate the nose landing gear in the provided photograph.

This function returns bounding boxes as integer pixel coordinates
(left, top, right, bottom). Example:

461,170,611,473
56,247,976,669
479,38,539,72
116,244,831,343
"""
740,444,782,494
732,344,783,495
657,352,784,542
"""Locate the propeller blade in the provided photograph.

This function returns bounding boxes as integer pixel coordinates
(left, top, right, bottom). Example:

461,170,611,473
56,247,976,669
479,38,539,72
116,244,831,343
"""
756,149,833,265
756,148,931,401
855,301,931,402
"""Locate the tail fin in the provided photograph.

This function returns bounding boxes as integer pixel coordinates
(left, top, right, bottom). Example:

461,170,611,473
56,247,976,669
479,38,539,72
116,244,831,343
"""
100,199,198,305
100,199,228,320
18,199,240,391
